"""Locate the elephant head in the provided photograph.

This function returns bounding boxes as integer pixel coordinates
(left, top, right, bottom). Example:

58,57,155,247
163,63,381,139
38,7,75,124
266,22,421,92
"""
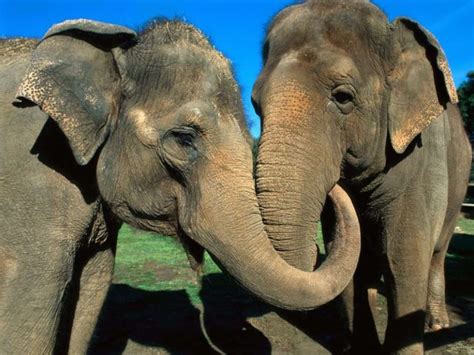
15,18,360,310
252,1,457,270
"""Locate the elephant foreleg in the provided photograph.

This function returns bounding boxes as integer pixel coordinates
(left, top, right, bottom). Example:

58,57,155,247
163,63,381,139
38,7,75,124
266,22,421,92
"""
323,220,381,354
0,242,76,354
340,267,382,354
68,239,116,354
321,208,382,354
426,215,456,331
383,231,432,355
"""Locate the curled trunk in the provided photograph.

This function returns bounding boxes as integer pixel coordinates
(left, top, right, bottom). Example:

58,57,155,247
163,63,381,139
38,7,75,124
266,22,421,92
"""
196,181,360,310
182,113,358,310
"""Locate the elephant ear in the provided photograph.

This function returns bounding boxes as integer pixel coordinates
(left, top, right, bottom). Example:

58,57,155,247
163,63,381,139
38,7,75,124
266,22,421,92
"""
16,19,137,165
388,17,458,154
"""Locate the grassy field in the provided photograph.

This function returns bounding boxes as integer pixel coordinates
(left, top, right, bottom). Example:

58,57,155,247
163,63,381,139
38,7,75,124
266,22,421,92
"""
114,219,473,304
113,223,327,306
113,225,221,306
90,219,474,353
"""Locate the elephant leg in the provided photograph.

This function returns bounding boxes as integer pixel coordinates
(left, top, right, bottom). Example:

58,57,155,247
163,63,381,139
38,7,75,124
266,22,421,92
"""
68,239,116,354
426,217,456,331
367,287,379,317
383,231,432,355
330,278,354,353
332,246,381,354
323,216,381,354
346,269,382,353
337,280,381,354
0,242,76,354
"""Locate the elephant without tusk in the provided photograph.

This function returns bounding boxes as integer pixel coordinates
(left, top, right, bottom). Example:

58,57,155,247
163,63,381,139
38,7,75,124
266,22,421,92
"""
252,1,471,353
0,18,360,353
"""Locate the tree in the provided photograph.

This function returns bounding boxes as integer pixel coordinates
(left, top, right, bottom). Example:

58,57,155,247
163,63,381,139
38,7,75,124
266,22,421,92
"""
457,71,474,137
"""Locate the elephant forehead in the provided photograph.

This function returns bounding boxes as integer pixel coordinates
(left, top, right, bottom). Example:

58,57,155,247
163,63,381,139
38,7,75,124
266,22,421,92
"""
319,3,389,56
293,45,360,80
268,0,389,59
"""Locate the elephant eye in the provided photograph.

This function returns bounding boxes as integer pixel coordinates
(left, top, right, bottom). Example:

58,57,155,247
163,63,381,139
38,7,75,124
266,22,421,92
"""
333,91,353,105
170,127,197,148
173,132,194,147
162,127,200,172
332,86,355,114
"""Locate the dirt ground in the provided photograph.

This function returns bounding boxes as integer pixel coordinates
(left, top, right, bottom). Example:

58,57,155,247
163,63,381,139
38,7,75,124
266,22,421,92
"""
90,274,474,354
90,262,473,354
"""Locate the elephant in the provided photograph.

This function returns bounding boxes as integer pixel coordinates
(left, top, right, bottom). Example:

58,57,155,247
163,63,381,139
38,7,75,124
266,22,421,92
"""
252,1,471,354
0,18,361,353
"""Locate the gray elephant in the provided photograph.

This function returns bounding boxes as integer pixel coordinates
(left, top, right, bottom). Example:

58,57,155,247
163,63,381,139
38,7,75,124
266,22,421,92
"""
0,19,361,353
252,1,471,354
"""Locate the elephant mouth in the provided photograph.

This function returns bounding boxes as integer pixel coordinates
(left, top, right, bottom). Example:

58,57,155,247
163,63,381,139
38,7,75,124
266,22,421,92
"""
177,227,205,273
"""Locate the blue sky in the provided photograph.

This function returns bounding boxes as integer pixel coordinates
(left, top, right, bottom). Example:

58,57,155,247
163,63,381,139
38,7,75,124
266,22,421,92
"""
1,0,473,137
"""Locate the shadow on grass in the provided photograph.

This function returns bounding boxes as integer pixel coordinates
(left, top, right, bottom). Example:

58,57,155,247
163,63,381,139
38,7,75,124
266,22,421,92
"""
89,285,214,354
90,236,473,354
90,272,342,354
449,233,474,255
199,273,272,354
89,274,272,354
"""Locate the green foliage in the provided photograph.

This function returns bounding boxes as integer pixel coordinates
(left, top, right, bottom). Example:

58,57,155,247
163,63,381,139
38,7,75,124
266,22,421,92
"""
457,71,474,136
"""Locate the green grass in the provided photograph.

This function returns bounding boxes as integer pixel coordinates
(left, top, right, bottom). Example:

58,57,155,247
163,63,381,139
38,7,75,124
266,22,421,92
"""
454,217,474,234
114,225,213,304
113,217,474,304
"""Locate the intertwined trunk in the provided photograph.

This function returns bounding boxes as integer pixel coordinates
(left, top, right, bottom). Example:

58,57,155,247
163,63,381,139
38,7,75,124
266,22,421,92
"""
256,79,341,271
184,115,356,310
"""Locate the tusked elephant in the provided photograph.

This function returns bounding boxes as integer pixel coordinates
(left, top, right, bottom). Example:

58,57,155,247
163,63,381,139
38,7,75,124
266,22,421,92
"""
252,1,471,354
0,19,361,353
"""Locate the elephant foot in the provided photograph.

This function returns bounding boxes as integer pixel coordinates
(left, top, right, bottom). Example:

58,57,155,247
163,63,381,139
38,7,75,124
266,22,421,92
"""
426,301,450,331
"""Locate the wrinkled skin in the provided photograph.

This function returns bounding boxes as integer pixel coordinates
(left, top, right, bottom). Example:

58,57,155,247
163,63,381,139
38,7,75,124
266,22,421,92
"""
0,19,361,354
253,1,471,354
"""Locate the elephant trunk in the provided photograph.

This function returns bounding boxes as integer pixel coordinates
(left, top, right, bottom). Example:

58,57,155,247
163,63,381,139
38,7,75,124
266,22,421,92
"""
257,128,324,271
198,181,360,310
182,122,359,310
255,80,341,271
